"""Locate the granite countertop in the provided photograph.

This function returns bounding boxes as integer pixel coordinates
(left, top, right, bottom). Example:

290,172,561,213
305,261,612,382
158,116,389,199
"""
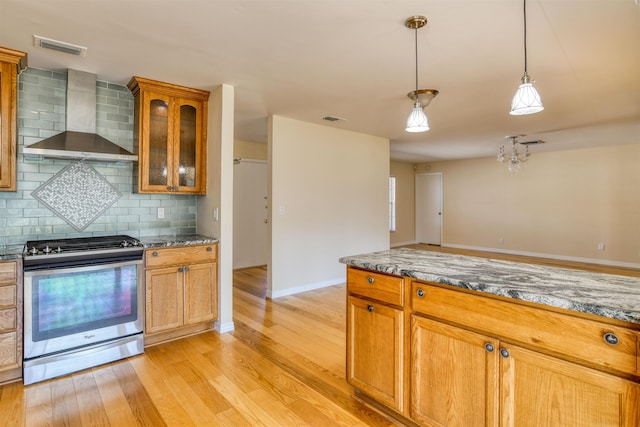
340,248,640,325
141,234,218,248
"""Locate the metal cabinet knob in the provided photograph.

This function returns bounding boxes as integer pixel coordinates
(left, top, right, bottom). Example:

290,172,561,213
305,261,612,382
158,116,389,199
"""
500,348,510,358
603,332,619,346
367,276,374,284
484,343,495,353
416,288,425,297
178,267,184,272
207,246,213,252
185,266,190,272
367,305,374,312
152,251,158,257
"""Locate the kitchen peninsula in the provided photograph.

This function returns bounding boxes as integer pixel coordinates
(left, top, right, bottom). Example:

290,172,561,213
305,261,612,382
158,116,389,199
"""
340,248,640,426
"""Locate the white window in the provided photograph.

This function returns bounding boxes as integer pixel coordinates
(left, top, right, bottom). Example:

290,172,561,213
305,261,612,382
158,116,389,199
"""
389,176,396,232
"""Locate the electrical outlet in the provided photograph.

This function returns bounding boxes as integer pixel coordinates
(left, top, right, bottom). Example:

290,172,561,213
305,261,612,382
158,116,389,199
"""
157,207,165,219
597,242,605,251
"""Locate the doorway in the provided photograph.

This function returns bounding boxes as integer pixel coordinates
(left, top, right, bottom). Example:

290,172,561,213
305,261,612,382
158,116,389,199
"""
415,172,442,245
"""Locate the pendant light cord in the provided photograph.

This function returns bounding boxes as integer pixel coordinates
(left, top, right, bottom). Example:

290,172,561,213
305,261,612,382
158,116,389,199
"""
414,26,419,104
523,0,528,75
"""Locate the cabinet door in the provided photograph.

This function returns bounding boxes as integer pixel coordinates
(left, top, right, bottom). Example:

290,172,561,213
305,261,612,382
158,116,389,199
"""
145,266,183,334
411,315,499,427
173,98,205,194
347,295,404,412
500,344,640,427
141,91,174,192
0,61,17,191
184,262,217,325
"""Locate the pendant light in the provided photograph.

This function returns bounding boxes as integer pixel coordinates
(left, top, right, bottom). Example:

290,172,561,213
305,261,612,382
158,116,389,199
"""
510,0,544,115
405,16,437,132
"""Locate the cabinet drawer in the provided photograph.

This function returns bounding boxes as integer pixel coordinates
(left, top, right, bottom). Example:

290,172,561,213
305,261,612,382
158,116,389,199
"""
145,244,217,268
0,308,16,331
347,268,403,307
412,281,639,376
0,331,18,367
0,261,17,285
0,285,16,307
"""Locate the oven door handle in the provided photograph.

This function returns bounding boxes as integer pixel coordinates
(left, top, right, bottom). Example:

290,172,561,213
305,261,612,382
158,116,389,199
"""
24,258,143,277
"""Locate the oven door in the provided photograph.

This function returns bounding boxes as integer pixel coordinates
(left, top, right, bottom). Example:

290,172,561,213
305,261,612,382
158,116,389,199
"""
24,259,143,360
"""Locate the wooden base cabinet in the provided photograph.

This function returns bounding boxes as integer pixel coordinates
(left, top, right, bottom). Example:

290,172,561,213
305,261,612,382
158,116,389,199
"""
411,281,640,427
500,345,640,427
144,244,217,345
346,267,408,416
411,315,640,427
348,295,403,412
411,316,499,426
0,259,22,384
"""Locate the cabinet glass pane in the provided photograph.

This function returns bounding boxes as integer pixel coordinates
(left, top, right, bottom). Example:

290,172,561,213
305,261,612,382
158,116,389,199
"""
179,105,197,188
149,99,169,186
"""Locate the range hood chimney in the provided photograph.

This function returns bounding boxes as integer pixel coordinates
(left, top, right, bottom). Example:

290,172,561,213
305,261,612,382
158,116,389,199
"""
23,69,137,161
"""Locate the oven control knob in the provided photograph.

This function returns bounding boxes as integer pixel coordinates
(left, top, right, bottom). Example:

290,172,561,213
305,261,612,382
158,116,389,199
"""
122,240,129,247
30,246,38,255
55,246,62,253
43,245,52,254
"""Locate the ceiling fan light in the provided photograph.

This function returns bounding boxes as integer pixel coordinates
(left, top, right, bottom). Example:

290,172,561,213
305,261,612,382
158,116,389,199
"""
510,80,544,115
405,103,430,132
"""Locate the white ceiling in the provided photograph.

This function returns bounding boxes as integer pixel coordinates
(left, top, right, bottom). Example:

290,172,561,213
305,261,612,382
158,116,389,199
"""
1,0,638,162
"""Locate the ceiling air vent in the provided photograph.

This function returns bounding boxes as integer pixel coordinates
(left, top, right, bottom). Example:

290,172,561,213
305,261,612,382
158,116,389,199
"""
519,139,546,145
322,116,346,122
33,35,88,57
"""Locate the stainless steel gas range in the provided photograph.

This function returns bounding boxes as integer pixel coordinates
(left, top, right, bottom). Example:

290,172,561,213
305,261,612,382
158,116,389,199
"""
22,235,145,385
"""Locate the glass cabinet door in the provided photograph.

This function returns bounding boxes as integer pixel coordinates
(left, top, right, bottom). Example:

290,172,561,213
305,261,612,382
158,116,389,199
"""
178,102,198,189
147,95,171,187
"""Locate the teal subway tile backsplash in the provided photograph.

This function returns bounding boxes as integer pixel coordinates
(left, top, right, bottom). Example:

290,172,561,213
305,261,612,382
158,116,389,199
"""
0,67,197,247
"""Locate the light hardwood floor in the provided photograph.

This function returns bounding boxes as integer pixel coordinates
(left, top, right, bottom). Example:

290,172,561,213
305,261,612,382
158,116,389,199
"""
0,266,394,426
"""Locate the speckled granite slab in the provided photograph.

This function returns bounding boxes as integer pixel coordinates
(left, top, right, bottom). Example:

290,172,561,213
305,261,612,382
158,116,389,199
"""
141,234,218,248
340,248,640,325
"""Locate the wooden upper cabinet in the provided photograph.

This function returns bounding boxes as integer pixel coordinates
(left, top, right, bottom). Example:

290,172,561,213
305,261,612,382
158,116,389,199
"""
128,77,209,194
0,47,27,192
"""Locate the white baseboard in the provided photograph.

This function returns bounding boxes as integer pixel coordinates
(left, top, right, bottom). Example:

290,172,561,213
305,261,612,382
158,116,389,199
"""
442,243,640,269
214,320,235,334
391,240,418,248
268,277,345,299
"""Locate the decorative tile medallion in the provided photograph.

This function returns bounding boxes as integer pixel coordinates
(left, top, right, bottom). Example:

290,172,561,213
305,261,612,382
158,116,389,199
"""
32,161,122,231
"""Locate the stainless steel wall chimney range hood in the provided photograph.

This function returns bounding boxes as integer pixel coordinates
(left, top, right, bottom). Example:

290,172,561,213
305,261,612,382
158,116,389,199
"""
23,69,138,161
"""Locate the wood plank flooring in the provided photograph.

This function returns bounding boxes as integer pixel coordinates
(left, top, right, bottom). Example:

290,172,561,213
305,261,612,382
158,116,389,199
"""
0,266,394,427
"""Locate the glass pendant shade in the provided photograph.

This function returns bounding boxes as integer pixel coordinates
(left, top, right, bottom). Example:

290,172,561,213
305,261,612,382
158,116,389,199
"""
510,75,544,115
405,102,430,132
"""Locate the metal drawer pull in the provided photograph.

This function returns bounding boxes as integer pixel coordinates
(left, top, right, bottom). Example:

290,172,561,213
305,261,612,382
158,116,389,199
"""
367,276,374,284
500,348,510,358
484,343,495,353
152,251,158,257
207,246,213,252
367,305,374,312
603,332,619,346
416,288,425,297
178,267,184,272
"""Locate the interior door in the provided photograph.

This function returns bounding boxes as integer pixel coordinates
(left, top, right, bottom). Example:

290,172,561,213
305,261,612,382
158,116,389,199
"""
415,173,442,245
233,159,268,269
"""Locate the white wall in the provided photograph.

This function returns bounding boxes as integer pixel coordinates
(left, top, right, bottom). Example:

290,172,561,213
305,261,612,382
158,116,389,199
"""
419,143,640,267
268,116,390,298
196,83,235,333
